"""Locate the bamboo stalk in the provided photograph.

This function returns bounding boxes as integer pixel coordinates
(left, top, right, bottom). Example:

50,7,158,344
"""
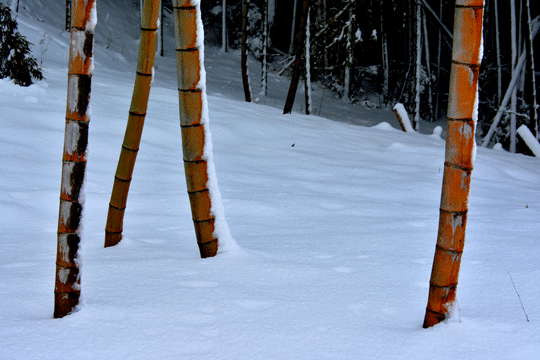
173,0,219,257
260,0,268,96
433,0,443,119
304,9,311,115
343,0,355,101
54,0,96,318
393,103,414,133
221,0,227,52
381,0,390,106
526,0,538,139
283,0,310,114
510,0,517,153
423,0,484,329
289,0,298,55
104,0,160,248
422,9,434,122
517,124,540,157
394,109,407,132
241,0,251,102
413,0,422,130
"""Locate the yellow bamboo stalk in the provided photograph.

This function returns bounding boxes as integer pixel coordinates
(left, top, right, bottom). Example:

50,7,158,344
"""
423,0,484,328
54,0,96,318
104,0,160,247
173,0,218,257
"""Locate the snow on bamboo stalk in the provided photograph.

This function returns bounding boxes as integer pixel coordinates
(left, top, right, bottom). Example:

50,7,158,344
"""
54,0,96,318
104,0,160,248
304,8,311,115
423,0,484,329
173,0,233,257
517,124,540,157
260,0,268,96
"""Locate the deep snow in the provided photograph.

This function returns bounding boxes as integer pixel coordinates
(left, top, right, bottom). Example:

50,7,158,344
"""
1,1,539,359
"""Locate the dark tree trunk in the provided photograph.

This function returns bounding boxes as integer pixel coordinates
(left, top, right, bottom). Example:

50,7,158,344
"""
283,0,310,114
241,0,251,102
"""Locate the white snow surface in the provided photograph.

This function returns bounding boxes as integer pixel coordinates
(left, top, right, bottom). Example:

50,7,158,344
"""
1,1,540,359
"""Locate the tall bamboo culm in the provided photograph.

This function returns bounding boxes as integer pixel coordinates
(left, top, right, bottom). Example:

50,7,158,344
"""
423,0,484,329
241,0,251,102
283,0,310,114
104,0,160,247
173,0,219,257
54,0,96,318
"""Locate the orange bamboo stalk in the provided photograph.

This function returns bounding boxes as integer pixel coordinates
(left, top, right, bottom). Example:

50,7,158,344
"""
423,0,484,328
54,0,96,318
104,0,160,247
394,110,407,132
173,0,220,257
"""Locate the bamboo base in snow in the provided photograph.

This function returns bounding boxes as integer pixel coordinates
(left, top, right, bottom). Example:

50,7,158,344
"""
174,0,220,258
423,0,483,328
104,0,160,248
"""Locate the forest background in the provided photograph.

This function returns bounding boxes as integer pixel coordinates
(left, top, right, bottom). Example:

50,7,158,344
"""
193,0,539,153
46,0,540,153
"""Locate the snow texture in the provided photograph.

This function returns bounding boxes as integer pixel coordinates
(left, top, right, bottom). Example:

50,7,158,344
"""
67,75,80,113
70,30,87,63
194,2,238,253
87,1,97,32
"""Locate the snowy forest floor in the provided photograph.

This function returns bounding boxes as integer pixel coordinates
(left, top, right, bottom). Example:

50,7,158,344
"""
1,1,539,359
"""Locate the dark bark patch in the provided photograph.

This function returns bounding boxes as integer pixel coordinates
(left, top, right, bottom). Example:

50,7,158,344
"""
69,161,86,201
65,200,83,231
83,32,94,63
77,75,91,116
74,121,89,158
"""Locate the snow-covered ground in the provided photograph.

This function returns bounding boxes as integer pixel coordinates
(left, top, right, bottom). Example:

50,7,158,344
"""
1,1,539,359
